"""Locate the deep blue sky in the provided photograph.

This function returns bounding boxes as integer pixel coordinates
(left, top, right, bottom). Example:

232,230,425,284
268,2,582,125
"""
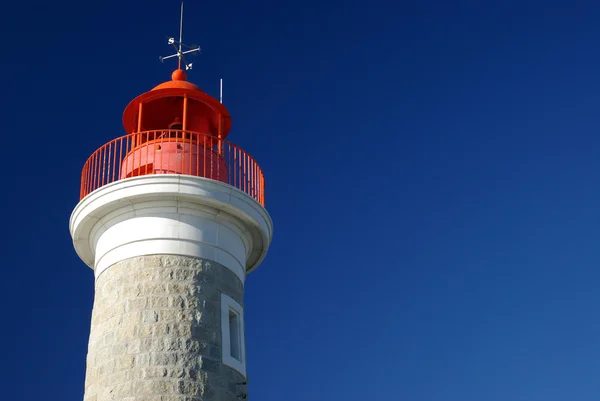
3,0,600,399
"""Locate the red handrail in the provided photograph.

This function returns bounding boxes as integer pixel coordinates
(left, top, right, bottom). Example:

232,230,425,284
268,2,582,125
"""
80,130,265,206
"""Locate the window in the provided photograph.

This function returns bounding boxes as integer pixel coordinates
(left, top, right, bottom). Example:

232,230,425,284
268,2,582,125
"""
229,310,241,361
221,293,246,376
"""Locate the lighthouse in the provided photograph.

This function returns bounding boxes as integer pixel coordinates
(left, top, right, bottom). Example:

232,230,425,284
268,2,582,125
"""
69,7,273,400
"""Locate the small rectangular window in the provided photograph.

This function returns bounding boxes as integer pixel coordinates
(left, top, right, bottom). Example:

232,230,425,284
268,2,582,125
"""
229,309,241,361
221,293,246,377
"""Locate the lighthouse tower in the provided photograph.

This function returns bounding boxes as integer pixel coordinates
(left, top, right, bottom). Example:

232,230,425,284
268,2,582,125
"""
69,9,273,400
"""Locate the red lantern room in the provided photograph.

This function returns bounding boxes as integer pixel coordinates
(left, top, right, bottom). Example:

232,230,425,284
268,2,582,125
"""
79,67,264,205
119,68,231,182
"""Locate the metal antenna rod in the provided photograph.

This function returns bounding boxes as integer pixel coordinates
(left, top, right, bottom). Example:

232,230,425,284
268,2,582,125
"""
159,0,201,71
178,1,184,69
220,79,223,103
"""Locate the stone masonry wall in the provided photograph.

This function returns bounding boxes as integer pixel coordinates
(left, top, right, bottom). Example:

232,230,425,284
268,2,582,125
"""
83,255,246,401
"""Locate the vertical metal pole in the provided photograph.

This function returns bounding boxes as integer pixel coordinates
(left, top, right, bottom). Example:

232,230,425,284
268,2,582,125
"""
182,95,188,174
136,102,143,146
182,95,188,131
218,114,223,156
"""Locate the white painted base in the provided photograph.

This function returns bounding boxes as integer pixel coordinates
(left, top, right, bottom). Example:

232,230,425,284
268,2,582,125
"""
69,175,273,282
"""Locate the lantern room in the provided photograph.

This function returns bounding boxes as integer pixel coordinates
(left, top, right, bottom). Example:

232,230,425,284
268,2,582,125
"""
119,69,231,181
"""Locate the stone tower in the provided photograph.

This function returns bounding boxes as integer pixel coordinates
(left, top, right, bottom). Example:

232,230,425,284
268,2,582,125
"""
69,53,273,399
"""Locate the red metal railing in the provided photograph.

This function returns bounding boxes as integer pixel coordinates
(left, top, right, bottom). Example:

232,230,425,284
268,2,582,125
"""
80,130,265,206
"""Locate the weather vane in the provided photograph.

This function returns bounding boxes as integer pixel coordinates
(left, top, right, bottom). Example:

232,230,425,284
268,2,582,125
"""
159,1,201,71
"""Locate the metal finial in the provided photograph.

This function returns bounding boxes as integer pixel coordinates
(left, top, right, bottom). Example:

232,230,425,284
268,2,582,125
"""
159,1,201,71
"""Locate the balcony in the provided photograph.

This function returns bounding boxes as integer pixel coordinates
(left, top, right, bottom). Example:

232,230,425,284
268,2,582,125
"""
80,130,265,206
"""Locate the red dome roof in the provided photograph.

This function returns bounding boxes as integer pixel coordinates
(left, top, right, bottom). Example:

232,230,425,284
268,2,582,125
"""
152,69,202,91
121,69,232,138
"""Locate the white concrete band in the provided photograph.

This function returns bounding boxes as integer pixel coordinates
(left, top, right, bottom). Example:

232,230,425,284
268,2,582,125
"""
69,175,273,283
